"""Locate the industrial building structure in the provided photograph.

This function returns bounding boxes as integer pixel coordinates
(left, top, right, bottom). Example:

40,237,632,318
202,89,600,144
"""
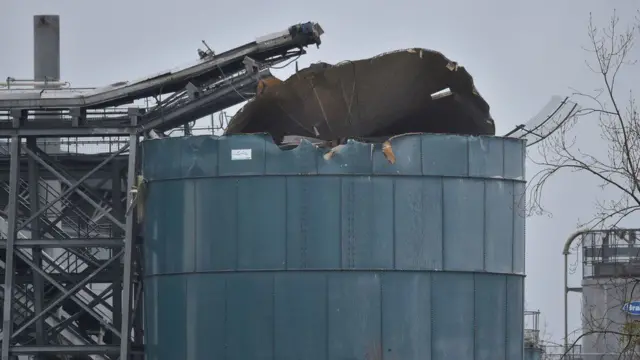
0,15,324,360
0,13,598,360
560,228,640,360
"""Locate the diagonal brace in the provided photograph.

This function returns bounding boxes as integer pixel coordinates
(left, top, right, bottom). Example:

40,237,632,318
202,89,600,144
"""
19,144,128,231
1,136,20,360
32,146,115,203
48,284,114,338
10,250,123,340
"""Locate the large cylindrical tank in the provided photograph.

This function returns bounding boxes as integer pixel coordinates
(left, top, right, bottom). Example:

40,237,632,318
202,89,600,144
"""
141,133,526,360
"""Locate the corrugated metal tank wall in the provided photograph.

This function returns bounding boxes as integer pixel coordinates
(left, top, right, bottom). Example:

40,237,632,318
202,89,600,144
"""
141,133,526,360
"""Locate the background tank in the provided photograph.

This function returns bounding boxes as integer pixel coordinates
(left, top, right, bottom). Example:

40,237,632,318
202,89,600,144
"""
580,230,640,359
141,132,526,360
525,310,544,360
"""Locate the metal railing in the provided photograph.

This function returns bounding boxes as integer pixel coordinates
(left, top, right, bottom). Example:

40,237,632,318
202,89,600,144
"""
543,344,583,359
525,310,542,348
582,229,640,278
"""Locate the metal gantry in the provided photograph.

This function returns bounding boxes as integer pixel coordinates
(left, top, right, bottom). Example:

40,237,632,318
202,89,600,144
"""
0,15,141,360
0,15,324,360
0,114,141,360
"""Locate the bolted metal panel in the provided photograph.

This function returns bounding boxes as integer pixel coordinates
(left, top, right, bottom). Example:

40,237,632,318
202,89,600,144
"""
142,133,526,360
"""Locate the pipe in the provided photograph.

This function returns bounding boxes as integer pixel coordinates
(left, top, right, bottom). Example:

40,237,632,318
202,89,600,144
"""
563,229,590,354
431,88,453,100
0,80,69,88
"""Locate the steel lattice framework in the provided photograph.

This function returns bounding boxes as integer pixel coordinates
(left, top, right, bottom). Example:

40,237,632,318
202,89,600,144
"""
0,15,324,360
0,116,141,360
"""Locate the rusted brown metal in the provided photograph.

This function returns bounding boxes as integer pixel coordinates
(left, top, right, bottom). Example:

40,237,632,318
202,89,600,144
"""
226,48,495,144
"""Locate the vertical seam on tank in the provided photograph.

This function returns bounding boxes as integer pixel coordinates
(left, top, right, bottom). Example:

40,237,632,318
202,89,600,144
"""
284,176,289,270
192,181,197,272
392,180,396,269
501,138,506,177
429,272,434,360
520,276,525,356
300,176,307,268
347,179,355,268
339,177,343,269
215,139,220,177
466,137,470,177
235,179,239,270
272,274,276,360
521,141,526,275
224,278,228,360
483,180,487,272
473,273,477,359
512,182,516,274
325,274,330,360
501,140,506,275
522,184,526,275
185,275,191,359
263,140,267,175
379,272,385,359
504,276,509,360
440,178,445,269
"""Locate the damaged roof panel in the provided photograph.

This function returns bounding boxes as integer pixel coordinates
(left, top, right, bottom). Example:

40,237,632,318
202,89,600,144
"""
225,48,496,143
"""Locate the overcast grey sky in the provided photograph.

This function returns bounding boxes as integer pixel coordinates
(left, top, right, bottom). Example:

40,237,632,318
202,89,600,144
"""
2,0,639,346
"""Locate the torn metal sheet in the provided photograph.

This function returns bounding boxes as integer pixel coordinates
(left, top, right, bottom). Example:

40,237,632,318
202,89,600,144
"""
225,48,496,144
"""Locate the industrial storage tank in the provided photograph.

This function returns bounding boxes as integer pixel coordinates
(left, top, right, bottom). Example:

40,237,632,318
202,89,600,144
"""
580,229,640,359
141,132,526,360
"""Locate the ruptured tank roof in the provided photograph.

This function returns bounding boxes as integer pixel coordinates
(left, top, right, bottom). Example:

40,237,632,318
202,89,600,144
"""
225,48,495,144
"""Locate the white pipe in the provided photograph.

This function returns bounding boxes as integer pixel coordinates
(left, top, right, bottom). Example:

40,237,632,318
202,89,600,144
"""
0,80,69,88
431,88,452,100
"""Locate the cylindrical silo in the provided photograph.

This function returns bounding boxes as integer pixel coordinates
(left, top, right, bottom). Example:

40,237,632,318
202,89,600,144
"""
581,230,640,359
141,132,526,360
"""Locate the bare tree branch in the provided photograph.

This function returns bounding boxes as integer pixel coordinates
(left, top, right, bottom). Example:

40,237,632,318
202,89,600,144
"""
530,10,640,360
529,11,640,230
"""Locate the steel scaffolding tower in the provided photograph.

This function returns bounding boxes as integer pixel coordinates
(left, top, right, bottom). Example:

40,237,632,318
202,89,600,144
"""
0,15,324,360
0,15,140,360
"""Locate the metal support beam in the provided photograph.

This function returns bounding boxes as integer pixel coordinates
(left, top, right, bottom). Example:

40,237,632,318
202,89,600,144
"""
11,249,124,340
47,284,114,337
0,133,137,358
112,161,124,338
32,20,62,357
10,345,120,355
16,252,120,336
0,127,133,138
563,229,589,354
19,145,128,231
27,137,46,355
1,137,20,360
120,109,140,360
1,15,147,360
0,238,124,247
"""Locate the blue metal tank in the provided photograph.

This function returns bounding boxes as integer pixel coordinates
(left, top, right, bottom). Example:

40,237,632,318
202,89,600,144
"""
141,133,526,360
